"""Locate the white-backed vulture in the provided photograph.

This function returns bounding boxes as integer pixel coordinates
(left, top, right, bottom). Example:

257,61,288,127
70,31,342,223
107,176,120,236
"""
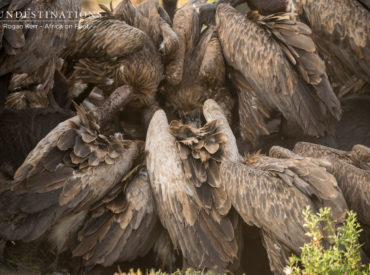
145,99,241,271
215,4,341,145
292,142,370,257
205,105,348,274
0,86,142,258
0,0,81,109
292,0,370,97
221,155,348,273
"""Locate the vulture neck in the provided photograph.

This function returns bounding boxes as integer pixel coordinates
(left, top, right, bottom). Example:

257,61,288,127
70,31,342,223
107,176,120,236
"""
96,85,131,129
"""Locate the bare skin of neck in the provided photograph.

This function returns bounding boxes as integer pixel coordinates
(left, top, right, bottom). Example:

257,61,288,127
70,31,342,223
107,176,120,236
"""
97,85,132,129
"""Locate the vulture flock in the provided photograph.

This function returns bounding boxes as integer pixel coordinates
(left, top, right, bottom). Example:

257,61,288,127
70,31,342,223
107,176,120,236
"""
0,0,369,274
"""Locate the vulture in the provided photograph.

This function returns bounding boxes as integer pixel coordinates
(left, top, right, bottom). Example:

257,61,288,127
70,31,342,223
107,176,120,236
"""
72,164,160,268
145,99,241,271
163,0,234,126
291,0,370,97
215,4,341,145
220,146,348,274
65,0,177,109
0,108,71,181
0,0,81,110
292,142,370,257
192,100,348,273
0,86,142,263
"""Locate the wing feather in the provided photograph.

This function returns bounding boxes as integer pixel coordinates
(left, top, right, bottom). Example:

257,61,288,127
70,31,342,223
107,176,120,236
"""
146,110,238,269
293,142,370,225
216,4,340,145
294,0,370,88
0,111,140,244
73,167,159,267
63,18,147,60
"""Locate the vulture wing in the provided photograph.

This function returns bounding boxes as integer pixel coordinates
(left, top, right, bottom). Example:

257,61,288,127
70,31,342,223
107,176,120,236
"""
199,27,226,88
220,156,347,272
73,166,159,267
293,142,353,164
63,17,147,60
293,142,370,255
202,99,241,163
0,107,141,243
145,109,238,269
216,4,340,145
165,3,202,85
135,0,179,56
293,142,370,226
249,11,341,118
294,0,370,86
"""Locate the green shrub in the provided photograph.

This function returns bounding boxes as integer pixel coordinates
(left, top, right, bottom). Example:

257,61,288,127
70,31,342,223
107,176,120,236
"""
285,207,370,275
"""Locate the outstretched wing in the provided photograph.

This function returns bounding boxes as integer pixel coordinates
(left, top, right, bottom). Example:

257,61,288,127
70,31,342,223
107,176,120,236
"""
0,110,140,243
73,166,159,267
216,4,340,144
221,152,347,251
220,160,310,253
146,110,238,269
